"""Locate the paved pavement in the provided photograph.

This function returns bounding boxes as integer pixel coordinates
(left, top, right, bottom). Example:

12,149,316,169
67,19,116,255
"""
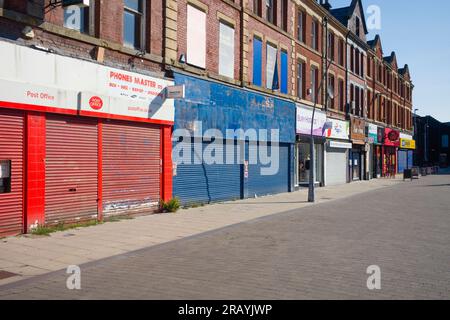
0,174,449,299
0,176,401,286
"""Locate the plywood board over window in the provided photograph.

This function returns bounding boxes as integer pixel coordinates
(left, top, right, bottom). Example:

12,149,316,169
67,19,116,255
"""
266,44,277,90
187,5,206,68
219,22,235,79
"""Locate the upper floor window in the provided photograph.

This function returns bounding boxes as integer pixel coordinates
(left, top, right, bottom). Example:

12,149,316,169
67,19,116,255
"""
328,74,335,109
64,5,91,34
266,0,277,25
338,39,344,66
367,56,371,77
123,0,144,49
266,43,278,90
186,4,206,68
355,49,360,75
252,37,263,86
338,79,344,112
360,53,364,77
297,10,305,43
281,0,288,31
219,22,235,79
297,60,305,99
350,46,354,72
355,17,360,37
253,0,262,17
311,20,319,51
328,32,335,62
311,66,318,103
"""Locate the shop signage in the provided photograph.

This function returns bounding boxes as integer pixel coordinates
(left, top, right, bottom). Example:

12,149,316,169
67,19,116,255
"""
325,118,350,140
350,117,366,142
377,127,385,144
400,139,416,149
296,104,327,136
400,133,413,140
367,124,378,144
384,128,400,147
328,141,352,149
0,41,174,122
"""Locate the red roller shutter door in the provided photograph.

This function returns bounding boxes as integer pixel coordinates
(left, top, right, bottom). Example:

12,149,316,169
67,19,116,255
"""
102,120,160,216
45,115,98,224
0,109,24,236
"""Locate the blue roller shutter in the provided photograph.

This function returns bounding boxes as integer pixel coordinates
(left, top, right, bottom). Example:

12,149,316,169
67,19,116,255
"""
407,150,413,169
398,150,407,173
248,142,290,197
173,140,242,205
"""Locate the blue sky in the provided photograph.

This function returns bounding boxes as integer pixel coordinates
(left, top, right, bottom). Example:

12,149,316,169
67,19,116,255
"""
331,0,450,122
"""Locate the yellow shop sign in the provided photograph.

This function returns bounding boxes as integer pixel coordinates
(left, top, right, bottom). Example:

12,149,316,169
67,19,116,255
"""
400,139,416,149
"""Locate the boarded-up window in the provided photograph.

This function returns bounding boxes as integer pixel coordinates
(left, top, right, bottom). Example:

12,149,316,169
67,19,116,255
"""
187,5,206,68
266,44,277,90
253,37,262,86
280,50,288,94
219,22,235,79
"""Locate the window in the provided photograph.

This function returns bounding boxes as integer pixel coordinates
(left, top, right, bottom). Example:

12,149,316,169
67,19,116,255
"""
280,50,288,94
328,74,335,109
123,0,144,49
360,53,364,77
297,10,305,43
64,5,90,34
266,43,278,90
281,0,288,31
266,0,276,25
328,32,335,61
338,79,344,112
355,49,360,75
253,0,262,17
367,91,372,118
186,4,206,68
350,46,354,72
350,84,354,112
311,66,318,103
252,37,263,86
355,86,360,115
360,88,364,117
355,17,360,37
297,60,305,99
338,39,344,66
0,160,11,194
367,57,371,77
311,20,318,51
219,22,235,78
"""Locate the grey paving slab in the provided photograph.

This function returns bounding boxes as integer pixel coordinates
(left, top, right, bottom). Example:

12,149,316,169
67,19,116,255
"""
0,175,449,299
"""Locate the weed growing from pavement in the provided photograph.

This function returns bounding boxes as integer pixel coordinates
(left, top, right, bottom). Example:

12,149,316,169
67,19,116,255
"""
160,197,181,212
31,220,103,236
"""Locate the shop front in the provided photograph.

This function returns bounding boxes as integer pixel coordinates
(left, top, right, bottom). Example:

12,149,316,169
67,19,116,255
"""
0,42,174,236
295,105,326,188
324,118,351,186
349,117,366,181
383,128,400,177
366,123,378,180
172,73,296,205
398,133,415,173
371,126,384,178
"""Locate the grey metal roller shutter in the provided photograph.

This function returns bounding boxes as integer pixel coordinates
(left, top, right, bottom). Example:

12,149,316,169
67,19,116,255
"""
325,146,347,186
